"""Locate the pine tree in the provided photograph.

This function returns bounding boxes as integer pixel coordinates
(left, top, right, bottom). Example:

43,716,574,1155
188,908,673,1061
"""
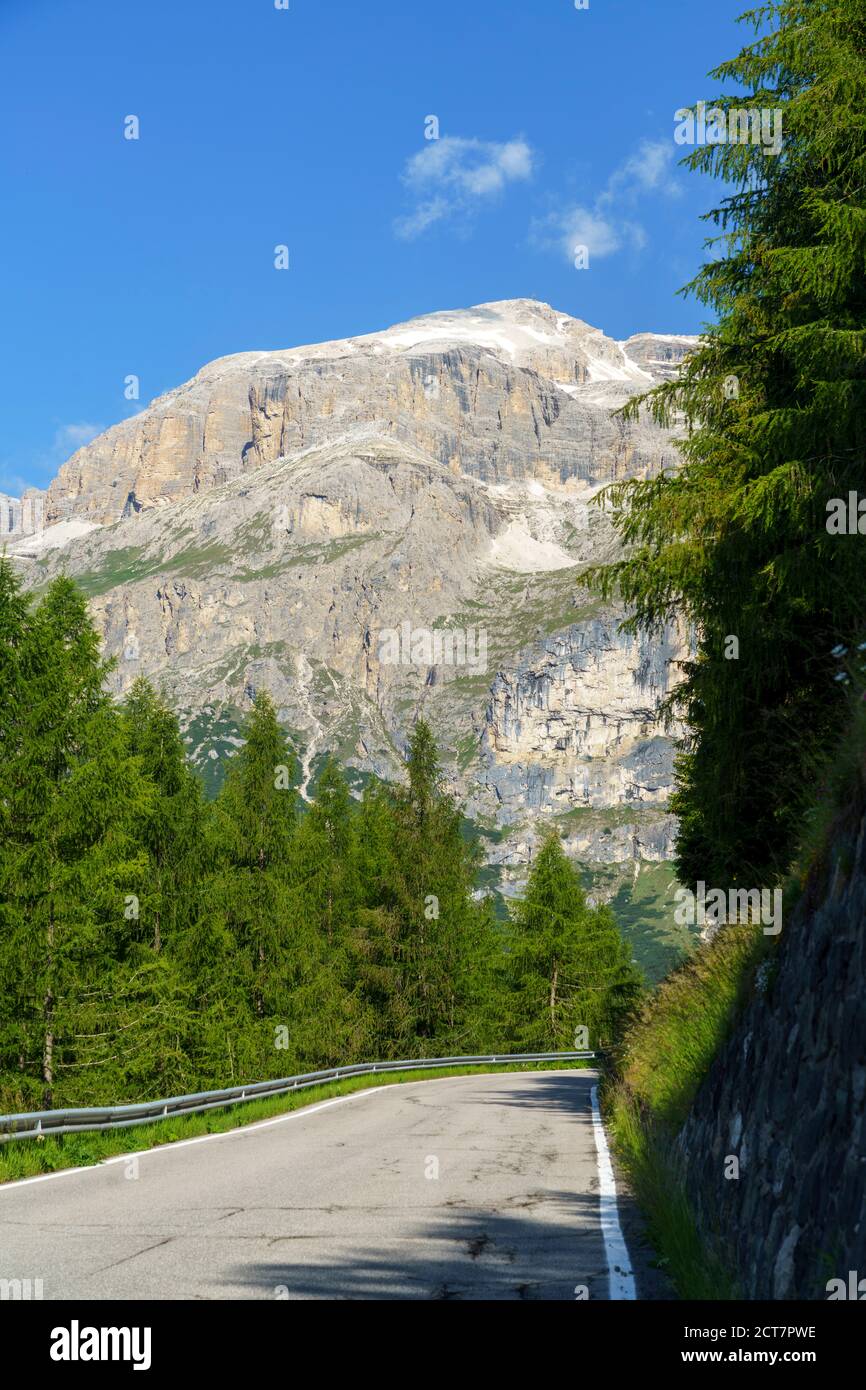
121,678,206,954
288,759,372,1064
0,560,32,1105
358,720,499,1055
300,758,358,950
353,785,415,1055
0,578,158,1107
506,833,641,1053
173,903,251,1087
588,0,866,888
208,692,319,1077
0,558,29,749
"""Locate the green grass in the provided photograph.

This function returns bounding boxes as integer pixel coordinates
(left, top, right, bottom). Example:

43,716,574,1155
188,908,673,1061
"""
72,536,235,593
68,529,381,597
602,923,772,1298
615,923,770,1130
0,1061,590,1186
600,665,866,1301
606,861,695,986
555,804,670,832
74,545,160,595
455,731,479,772
231,514,278,550
233,533,378,581
605,1087,738,1300
441,570,606,673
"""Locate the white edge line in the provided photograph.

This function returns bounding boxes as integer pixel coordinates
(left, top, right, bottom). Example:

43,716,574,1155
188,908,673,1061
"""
590,1082,636,1301
0,1088,382,1191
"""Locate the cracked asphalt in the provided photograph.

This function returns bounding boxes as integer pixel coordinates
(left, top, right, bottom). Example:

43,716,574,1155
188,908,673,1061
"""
0,1068,648,1300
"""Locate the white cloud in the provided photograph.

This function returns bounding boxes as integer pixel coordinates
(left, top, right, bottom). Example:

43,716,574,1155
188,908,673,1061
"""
0,423,105,501
0,465,31,498
601,138,682,205
394,135,535,240
532,137,682,265
52,422,103,456
530,206,644,263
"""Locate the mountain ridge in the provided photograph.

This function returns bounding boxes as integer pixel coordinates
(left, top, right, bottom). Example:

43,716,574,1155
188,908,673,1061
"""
36,298,697,526
8,299,695,966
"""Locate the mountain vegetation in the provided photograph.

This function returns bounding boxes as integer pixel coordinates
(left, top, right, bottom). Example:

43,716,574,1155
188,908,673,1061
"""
0,560,640,1111
594,0,866,1298
588,0,866,890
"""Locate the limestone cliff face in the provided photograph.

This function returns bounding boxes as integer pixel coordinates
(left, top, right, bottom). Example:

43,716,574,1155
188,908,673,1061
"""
44,301,693,525
12,299,694,897
482,618,682,808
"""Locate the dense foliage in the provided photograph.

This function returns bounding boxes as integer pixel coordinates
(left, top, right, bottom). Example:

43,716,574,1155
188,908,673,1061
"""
0,562,639,1109
589,0,866,889
504,833,641,1052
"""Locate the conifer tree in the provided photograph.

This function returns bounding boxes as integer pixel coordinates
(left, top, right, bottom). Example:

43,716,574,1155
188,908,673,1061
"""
209,692,316,1076
353,784,414,1054
589,0,866,887
300,758,358,950
359,720,499,1054
0,556,638,1103
0,557,29,749
288,759,372,1063
173,902,251,1087
0,560,32,1105
0,578,158,1106
121,678,206,954
506,833,641,1052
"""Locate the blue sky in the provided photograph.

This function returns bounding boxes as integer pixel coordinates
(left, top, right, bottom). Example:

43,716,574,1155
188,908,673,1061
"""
0,0,749,493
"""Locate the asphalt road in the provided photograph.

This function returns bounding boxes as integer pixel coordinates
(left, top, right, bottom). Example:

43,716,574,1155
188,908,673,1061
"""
0,1068,639,1301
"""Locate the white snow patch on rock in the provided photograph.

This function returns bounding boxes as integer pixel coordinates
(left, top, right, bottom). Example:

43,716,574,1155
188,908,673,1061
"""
486,520,577,573
7,518,101,556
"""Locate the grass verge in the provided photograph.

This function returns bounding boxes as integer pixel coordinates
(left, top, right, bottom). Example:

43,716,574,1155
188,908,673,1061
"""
604,669,866,1299
0,1061,590,1186
603,923,773,1299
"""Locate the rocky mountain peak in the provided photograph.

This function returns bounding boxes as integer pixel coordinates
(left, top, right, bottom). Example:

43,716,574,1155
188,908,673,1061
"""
40,300,696,529
10,299,694,938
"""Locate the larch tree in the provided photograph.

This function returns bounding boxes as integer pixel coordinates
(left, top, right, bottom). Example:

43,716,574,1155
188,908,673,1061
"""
588,0,866,888
0,577,155,1106
506,832,642,1053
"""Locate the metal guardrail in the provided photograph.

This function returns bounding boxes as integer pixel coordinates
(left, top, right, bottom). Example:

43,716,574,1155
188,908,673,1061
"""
0,1051,596,1142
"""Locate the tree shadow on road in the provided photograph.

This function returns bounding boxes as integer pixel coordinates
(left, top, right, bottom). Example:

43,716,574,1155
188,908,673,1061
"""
224,1190,608,1301
221,1071,661,1301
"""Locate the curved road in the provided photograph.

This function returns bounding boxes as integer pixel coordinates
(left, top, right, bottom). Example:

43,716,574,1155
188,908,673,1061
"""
0,1069,641,1301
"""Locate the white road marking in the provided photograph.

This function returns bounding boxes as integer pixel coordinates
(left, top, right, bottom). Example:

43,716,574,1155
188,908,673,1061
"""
0,1071,529,1191
4,1071,632,1303
590,1083,636,1300
0,1088,381,1190
4,1059,621,1321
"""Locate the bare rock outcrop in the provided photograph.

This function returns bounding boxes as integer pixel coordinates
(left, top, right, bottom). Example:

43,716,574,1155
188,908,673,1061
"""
11,299,695,907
